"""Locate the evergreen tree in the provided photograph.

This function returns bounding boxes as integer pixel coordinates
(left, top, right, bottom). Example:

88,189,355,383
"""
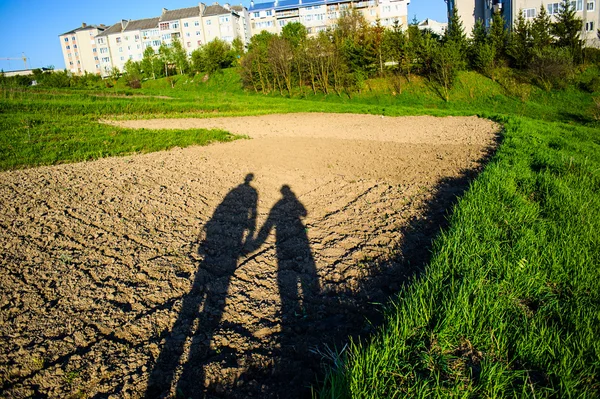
508,11,533,69
444,6,468,68
531,3,552,53
489,11,508,65
552,0,583,63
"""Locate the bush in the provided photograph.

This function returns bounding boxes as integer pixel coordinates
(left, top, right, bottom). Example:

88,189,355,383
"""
528,47,574,90
583,47,600,65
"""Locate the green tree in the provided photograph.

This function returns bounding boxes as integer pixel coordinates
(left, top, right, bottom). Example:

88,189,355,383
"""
444,5,468,68
431,41,461,101
489,11,509,66
508,11,532,69
141,47,163,80
531,3,553,53
158,44,174,76
281,22,307,49
552,0,583,63
171,40,190,75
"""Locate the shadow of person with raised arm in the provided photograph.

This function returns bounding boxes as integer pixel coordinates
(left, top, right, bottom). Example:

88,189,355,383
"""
146,173,258,399
249,185,320,383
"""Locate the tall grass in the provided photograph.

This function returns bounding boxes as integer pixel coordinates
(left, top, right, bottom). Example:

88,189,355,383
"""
318,116,600,397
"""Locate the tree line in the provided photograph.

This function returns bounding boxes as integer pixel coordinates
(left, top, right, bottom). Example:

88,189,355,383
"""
237,0,599,100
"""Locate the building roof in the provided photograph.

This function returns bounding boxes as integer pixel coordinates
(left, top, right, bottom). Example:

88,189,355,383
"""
203,4,231,16
160,6,202,21
60,23,106,36
249,0,340,12
231,4,247,12
96,23,123,37
124,17,159,32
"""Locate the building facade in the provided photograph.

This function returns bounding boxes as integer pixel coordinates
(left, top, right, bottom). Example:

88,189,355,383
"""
448,0,599,47
59,23,106,75
59,0,411,76
248,0,410,36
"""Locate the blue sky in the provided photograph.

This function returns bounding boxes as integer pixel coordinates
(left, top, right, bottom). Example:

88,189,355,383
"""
0,0,447,72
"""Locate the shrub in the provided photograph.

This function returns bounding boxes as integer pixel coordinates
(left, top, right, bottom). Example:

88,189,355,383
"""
528,47,574,90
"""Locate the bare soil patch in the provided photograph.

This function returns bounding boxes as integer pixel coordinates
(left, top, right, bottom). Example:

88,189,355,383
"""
0,114,499,398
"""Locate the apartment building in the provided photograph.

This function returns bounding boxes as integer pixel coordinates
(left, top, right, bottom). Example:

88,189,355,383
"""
247,0,410,37
448,0,599,47
60,2,248,76
59,23,106,75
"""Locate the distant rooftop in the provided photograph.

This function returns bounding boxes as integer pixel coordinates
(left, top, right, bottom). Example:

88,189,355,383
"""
160,6,202,21
61,23,106,36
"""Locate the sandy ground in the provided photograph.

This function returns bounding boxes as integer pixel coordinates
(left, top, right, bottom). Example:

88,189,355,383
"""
0,114,499,398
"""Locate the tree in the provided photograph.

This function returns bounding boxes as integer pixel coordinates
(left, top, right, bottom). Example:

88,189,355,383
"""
124,59,143,88
489,11,509,67
282,22,307,49
171,40,190,75
531,3,553,53
444,5,468,68
268,37,294,95
552,0,583,63
158,44,174,76
431,42,461,101
141,47,163,80
508,11,533,69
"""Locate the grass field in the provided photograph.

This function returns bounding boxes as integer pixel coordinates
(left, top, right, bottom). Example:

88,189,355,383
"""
1,69,599,397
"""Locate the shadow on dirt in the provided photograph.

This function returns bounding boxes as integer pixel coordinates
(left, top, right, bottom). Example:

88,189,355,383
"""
146,135,500,399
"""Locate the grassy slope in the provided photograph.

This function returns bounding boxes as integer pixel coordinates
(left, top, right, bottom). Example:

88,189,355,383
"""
1,70,599,397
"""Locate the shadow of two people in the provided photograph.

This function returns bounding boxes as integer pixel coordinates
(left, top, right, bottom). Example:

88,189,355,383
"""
146,173,317,398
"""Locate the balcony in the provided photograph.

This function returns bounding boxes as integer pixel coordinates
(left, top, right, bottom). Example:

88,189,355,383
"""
277,9,300,18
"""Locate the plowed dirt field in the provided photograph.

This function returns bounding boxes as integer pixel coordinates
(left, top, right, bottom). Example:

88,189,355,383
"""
1,114,499,398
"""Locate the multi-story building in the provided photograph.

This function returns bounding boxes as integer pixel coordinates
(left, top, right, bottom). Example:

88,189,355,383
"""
248,0,410,36
448,0,599,47
59,0,413,76
59,23,106,75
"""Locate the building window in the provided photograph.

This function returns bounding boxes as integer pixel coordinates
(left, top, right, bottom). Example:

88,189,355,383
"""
587,0,595,10
100,47,108,54
102,57,110,62
186,32,191,37
72,36,76,41
94,56,99,60
569,0,584,10
160,22,170,30
547,2,560,14
171,22,179,29
162,33,171,40
586,21,595,30
97,38,104,44
187,42,191,47
68,53,72,58
66,45,70,49
266,10,272,16
135,34,140,40
522,8,536,18
119,47,123,52
152,40,161,46
116,37,122,43
198,40,202,45
184,22,189,27
93,48,97,53
64,37,69,42
73,44,78,48
129,55,133,60
69,61,73,65
253,12,259,17
195,20,200,26
196,31,201,35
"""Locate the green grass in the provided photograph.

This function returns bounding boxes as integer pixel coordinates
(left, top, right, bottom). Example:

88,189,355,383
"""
317,117,600,397
1,68,599,397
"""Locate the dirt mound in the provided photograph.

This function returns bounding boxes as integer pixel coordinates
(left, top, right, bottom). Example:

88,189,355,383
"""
0,114,499,398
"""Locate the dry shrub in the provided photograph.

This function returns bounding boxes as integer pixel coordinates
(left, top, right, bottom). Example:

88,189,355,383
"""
593,97,600,121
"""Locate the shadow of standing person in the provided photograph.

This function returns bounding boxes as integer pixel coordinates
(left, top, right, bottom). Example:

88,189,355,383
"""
250,185,320,384
146,174,258,398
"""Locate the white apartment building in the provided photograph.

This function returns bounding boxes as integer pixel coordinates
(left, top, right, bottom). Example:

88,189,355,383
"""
418,18,448,36
60,2,249,76
59,23,106,75
448,0,599,47
248,0,410,36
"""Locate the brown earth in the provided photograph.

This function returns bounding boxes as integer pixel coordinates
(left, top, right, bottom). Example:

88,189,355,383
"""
0,114,500,398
